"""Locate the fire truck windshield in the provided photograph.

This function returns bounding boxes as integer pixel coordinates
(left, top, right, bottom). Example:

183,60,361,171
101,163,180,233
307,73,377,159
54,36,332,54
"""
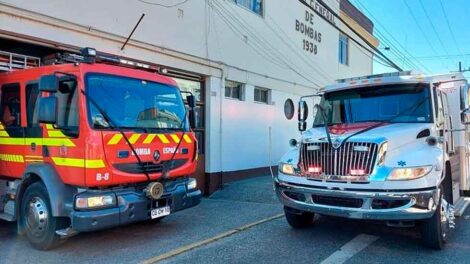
313,83,432,126
86,73,187,131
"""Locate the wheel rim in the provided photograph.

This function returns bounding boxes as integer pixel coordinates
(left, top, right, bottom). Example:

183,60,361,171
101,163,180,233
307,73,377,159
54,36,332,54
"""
440,198,450,241
25,197,49,238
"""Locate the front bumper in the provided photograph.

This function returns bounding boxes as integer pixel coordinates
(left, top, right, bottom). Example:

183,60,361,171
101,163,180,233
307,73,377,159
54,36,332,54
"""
274,177,438,220
71,178,201,232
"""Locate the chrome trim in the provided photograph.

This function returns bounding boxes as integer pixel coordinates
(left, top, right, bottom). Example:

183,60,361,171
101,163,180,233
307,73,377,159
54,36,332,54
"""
274,178,437,220
300,141,379,181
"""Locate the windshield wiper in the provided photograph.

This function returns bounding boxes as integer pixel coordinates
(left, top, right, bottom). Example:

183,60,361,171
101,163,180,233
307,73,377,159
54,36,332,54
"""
81,90,152,183
314,104,333,146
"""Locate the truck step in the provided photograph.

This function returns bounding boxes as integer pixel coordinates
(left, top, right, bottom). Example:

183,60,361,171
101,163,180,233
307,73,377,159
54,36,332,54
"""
454,197,470,217
56,227,79,239
0,212,15,222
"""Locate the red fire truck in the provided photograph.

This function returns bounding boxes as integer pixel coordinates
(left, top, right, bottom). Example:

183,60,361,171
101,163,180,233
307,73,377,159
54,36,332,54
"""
0,48,201,250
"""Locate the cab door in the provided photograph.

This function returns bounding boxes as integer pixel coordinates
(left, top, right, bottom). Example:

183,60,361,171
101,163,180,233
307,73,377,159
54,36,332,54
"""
23,81,43,164
0,82,25,178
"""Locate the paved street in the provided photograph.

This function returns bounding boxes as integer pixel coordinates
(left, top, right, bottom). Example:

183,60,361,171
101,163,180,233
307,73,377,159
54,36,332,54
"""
1,176,469,264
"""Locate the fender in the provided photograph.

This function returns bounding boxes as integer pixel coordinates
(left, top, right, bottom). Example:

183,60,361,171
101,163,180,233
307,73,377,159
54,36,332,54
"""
16,163,77,219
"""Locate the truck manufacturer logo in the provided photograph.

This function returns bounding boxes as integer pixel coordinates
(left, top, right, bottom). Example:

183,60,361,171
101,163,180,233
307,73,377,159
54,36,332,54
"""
398,160,406,167
332,138,342,149
154,150,161,161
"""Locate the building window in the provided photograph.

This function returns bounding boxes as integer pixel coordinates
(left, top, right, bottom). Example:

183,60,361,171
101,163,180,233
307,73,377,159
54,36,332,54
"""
254,87,270,104
225,80,244,100
229,0,263,16
339,34,349,65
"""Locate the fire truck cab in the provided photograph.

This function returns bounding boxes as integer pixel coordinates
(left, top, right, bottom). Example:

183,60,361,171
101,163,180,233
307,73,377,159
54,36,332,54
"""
275,71,470,249
0,48,201,250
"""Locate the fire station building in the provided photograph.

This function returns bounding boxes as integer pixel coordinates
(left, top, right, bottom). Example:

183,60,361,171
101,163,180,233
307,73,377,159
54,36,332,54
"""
0,0,377,194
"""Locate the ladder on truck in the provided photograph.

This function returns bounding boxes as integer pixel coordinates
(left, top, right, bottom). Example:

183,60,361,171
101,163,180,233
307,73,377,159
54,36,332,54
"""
0,50,41,72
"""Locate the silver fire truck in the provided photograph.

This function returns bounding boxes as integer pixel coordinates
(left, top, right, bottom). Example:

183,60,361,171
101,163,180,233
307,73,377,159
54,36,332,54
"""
275,71,470,249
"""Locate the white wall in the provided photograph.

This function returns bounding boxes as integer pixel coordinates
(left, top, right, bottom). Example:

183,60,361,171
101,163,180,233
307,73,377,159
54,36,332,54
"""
0,0,375,173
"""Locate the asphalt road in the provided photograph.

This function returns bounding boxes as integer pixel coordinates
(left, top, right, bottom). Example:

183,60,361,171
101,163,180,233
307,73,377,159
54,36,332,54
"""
1,176,469,264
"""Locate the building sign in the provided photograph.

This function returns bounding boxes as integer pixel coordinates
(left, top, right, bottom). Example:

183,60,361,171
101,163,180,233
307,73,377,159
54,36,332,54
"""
301,0,336,25
295,0,335,56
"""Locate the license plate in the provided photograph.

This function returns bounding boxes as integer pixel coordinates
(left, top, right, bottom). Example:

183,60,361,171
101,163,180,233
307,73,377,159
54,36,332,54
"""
151,206,171,219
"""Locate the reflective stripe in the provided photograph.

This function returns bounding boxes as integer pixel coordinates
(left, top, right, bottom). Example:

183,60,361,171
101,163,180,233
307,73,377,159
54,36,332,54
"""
157,134,170,144
183,134,192,143
0,154,24,163
0,130,9,137
170,134,180,143
25,155,43,158
51,157,105,168
45,124,66,138
108,134,123,145
47,130,67,138
129,134,141,144
0,138,75,147
143,134,157,144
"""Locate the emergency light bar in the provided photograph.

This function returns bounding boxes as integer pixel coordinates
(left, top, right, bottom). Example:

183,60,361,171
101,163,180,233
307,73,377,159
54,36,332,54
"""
42,47,166,73
336,70,422,84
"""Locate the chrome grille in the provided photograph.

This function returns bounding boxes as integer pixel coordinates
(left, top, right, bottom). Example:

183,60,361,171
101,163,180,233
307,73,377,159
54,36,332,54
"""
300,142,378,178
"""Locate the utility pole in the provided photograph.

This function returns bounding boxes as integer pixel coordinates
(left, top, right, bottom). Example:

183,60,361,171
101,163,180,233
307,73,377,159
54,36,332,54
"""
457,61,470,73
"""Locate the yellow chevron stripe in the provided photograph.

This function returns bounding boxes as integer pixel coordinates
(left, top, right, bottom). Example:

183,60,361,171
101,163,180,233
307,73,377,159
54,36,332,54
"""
143,134,157,144
129,134,141,144
108,134,123,145
51,157,105,168
0,130,8,137
170,134,180,143
0,154,24,163
157,134,170,144
183,134,192,143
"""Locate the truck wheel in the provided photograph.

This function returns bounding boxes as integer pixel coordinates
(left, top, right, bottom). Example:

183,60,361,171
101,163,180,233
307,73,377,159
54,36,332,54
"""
421,188,451,250
284,207,314,229
21,182,67,250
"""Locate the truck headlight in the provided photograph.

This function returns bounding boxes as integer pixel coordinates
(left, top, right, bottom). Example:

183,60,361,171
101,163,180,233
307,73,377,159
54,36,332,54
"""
388,166,433,181
279,163,298,175
75,194,116,210
187,178,197,190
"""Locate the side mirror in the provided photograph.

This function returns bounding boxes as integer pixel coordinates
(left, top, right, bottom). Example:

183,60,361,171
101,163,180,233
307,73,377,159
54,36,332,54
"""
38,97,58,124
188,108,197,129
39,75,60,93
186,95,196,108
298,100,308,132
461,109,470,125
298,100,309,121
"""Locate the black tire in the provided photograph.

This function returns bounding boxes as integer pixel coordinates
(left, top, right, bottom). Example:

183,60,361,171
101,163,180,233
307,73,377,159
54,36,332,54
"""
421,187,449,250
21,182,67,250
284,207,314,229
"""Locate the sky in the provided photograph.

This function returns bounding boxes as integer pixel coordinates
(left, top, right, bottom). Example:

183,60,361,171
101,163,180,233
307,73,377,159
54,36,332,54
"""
350,0,470,78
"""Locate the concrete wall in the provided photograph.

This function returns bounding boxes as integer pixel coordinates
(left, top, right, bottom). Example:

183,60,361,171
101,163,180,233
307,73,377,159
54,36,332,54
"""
0,0,376,174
